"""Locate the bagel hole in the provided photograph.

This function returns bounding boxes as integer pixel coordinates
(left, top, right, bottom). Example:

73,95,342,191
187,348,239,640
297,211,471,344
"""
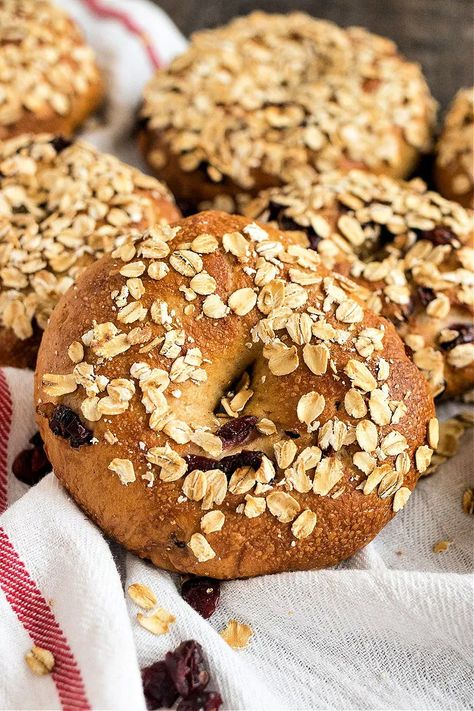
213,361,257,419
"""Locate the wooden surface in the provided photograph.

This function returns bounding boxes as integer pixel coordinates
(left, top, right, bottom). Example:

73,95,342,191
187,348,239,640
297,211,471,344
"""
158,0,473,114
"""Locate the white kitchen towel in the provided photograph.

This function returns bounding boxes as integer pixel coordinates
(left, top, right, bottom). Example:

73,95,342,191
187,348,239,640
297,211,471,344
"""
0,1,473,710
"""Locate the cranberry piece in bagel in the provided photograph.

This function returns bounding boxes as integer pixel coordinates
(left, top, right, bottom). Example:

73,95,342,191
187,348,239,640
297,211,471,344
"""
245,170,474,399
0,133,180,369
139,12,435,210
35,212,435,579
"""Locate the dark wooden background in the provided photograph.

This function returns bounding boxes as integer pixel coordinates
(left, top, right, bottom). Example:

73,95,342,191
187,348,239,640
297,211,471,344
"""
158,0,473,115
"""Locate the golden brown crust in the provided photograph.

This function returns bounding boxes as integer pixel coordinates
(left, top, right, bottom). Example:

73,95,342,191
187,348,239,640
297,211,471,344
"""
245,170,474,399
139,12,435,209
0,0,103,139
0,134,180,369
35,211,434,579
435,88,474,209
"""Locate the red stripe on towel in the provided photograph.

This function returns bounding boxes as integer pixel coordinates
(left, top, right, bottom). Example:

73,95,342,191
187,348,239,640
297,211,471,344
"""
81,0,162,68
0,370,12,513
0,527,91,710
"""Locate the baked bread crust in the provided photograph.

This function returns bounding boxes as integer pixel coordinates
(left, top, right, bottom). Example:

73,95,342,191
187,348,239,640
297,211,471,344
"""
139,12,436,209
0,0,103,139
35,211,434,579
0,134,180,368
435,88,474,209
245,170,474,399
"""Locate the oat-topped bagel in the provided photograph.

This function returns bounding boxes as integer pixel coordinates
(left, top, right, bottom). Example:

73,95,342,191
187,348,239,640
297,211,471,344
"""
0,0,103,139
245,170,474,399
139,11,436,209
0,134,180,368
35,211,435,579
435,88,474,209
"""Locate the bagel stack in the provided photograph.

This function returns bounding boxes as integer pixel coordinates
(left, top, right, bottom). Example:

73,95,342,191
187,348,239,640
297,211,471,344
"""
0,0,103,139
435,88,474,208
35,211,435,579
139,12,436,209
0,134,180,368
245,170,474,399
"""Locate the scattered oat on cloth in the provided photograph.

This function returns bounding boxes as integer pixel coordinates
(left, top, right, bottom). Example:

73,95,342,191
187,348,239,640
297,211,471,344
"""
0,2,473,709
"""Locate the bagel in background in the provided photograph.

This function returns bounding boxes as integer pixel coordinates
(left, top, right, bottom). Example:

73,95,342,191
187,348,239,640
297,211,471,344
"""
138,12,436,211
35,211,435,579
245,170,474,399
0,134,180,369
435,88,474,209
0,0,103,140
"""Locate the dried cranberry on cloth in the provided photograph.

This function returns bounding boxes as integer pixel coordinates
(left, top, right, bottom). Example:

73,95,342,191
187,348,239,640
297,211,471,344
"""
0,2,473,711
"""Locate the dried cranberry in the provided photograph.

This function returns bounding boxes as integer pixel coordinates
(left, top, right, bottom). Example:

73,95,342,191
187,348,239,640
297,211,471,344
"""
176,691,223,711
216,416,257,449
142,661,179,710
12,432,51,486
50,136,73,153
418,226,456,246
185,449,264,478
165,641,210,698
171,533,187,548
181,577,221,619
219,449,264,477
439,323,474,351
49,405,93,448
417,286,435,306
184,454,219,472
307,233,322,250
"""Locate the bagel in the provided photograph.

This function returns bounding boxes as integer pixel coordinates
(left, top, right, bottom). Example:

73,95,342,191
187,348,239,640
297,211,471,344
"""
245,170,474,399
0,0,103,140
0,134,180,368
139,12,436,210
35,211,435,579
435,88,474,209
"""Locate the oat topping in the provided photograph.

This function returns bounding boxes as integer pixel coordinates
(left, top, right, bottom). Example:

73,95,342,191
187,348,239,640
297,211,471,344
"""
432,539,452,554
108,458,136,485
422,411,474,476
201,510,225,533
0,0,101,136
0,134,175,341
128,582,157,610
462,488,474,515
436,88,474,198
137,608,176,635
220,620,253,649
291,510,317,539
40,214,433,563
188,533,216,562
392,486,411,512
246,168,474,397
25,646,55,676
141,12,435,193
